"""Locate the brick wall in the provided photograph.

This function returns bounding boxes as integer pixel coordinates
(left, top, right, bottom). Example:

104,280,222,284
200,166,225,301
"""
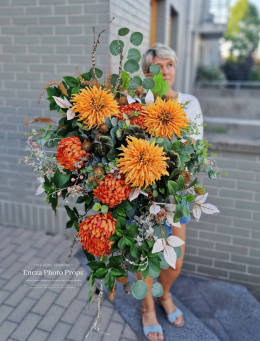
183,146,260,299
0,0,111,235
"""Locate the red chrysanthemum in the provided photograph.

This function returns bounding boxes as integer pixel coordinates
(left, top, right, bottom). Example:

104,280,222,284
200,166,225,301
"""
56,136,88,171
76,212,116,256
93,174,131,208
119,103,146,129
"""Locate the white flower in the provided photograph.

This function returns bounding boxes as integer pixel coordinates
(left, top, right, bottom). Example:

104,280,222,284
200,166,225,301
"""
52,96,75,120
129,188,148,201
145,90,154,104
152,236,185,269
36,177,45,195
127,95,141,104
192,193,219,220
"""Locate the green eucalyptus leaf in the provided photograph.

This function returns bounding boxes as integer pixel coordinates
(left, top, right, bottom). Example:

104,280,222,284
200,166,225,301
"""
158,252,169,269
149,64,160,75
132,75,142,89
174,246,182,259
131,280,148,299
110,40,124,56
148,266,160,279
118,27,130,36
124,59,139,73
127,48,141,62
142,77,155,89
130,32,143,46
151,282,163,297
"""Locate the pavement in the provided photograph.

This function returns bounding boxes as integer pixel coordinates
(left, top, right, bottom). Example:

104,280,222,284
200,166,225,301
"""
1,225,260,341
0,225,138,341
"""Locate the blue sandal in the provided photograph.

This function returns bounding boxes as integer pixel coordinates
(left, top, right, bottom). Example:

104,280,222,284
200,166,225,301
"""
156,295,184,327
141,307,164,340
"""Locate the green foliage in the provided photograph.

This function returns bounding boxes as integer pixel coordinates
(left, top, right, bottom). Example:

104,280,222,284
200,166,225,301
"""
130,32,143,46
196,65,226,82
131,280,148,299
124,59,140,73
110,40,124,56
225,0,260,60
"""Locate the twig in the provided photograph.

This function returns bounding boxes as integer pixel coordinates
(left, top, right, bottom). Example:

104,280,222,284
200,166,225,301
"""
92,17,115,82
113,39,123,96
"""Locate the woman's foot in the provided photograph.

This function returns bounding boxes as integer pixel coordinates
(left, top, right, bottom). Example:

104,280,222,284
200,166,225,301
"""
157,294,184,327
141,306,164,340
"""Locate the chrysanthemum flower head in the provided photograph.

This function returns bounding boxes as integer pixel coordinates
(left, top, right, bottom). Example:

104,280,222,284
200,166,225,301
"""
117,136,169,189
71,86,119,129
56,136,88,171
93,174,131,208
76,212,116,257
143,97,189,139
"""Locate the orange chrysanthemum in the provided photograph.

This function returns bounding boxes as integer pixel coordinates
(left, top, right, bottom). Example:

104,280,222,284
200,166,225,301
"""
93,174,131,208
76,212,116,256
143,97,189,139
117,136,169,189
71,86,119,129
119,103,146,129
57,136,88,171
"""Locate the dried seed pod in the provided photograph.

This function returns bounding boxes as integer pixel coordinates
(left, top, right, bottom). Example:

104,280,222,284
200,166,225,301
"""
98,123,109,133
135,86,144,96
82,140,91,152
93,166,105,176
119,97,128,105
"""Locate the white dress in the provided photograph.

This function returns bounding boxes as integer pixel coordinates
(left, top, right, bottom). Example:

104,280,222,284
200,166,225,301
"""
178,92,203,140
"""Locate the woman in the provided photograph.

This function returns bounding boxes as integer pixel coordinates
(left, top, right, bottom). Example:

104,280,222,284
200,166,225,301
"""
139,43,203,341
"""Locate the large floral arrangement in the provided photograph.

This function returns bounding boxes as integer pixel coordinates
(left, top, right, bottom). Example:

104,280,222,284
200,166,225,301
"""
25,22,220,307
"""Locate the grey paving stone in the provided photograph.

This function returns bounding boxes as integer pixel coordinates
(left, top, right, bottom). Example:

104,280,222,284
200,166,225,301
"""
32,291,58,315
27,329,50,341
66,314,94,341
0,278,7,289
0,290,12,305
27,287,48,300
0,320,18,341
37,304,65,332
122,324,139,340
103,321,124,341
47,322,72,341
1,261,25,280
60,299,86,324
55,287,80,308
11,313,42,341
4,286,30,306
8,297,36,323
112,310,125,323
0,305,13,325
3,273,25,292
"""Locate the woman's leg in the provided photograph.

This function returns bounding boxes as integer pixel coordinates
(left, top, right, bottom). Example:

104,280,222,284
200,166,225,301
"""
158,224,186,326
138,272,163,340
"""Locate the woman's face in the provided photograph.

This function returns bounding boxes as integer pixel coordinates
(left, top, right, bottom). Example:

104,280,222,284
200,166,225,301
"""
152,56,176,88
